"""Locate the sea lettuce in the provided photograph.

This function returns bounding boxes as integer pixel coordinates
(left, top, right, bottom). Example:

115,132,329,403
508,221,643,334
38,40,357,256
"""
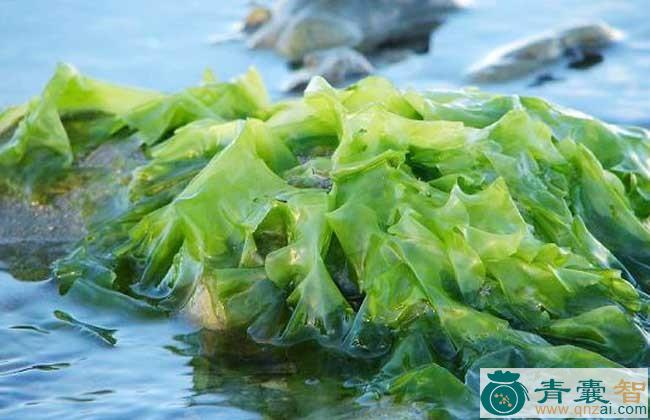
123,68,269,145
0,64,160,189
3,65,648,417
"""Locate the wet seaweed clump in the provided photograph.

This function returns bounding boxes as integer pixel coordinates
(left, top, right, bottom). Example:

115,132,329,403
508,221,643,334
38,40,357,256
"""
2,64,650,418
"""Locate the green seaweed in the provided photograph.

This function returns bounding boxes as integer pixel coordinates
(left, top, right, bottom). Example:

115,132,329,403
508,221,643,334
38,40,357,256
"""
3,66,649,417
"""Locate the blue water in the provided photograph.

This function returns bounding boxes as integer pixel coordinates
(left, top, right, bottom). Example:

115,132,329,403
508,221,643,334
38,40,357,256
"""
0,0,286,106
1,1,649,418
0,273,383,419
1,0,648,124
0,273,255,419
387,0,650,126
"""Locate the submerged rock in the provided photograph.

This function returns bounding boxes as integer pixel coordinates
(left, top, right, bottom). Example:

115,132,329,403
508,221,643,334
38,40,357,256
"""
283,47,374,92
248,0,465,61
0,138,143,280
467,22,621,83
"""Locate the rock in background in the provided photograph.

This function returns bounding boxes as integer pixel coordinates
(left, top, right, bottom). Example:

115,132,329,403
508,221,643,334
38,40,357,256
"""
244,0,465,89
467,22,621,83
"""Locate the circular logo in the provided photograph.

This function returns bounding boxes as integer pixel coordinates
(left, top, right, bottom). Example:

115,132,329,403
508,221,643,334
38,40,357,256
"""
480,370,529,416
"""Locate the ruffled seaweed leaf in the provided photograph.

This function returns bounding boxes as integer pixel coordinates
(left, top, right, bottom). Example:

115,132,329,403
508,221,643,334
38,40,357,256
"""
2,64,643,418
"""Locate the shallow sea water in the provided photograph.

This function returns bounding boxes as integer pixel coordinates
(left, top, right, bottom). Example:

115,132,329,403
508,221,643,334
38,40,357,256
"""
0,0,649,418
0,273,397,419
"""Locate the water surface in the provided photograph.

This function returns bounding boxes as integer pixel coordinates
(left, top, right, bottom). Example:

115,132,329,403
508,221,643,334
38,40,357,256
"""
0,272,395,419
1,0,648,124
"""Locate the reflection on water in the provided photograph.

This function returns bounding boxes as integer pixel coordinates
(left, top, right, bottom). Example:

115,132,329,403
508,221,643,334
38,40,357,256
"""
171,331,372,419
0,272,252,419
0,272,418,419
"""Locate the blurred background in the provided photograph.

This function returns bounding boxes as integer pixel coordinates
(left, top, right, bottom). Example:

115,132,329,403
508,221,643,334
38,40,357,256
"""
0,1,649,419
1,0,648,125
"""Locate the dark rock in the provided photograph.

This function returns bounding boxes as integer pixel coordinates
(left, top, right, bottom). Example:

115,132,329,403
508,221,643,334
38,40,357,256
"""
248,0,465,60
283,47,374,92
467,22,620,83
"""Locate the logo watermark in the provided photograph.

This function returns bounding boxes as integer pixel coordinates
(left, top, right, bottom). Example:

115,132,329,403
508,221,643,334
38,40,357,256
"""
480,368,648,418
